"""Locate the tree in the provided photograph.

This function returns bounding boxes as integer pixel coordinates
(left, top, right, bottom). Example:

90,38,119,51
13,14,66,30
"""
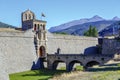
89,25,93,36
84,25,98,37
92,27,98,37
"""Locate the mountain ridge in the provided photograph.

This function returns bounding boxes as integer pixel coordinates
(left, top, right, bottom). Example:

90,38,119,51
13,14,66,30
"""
99,21,120,36
54,20,117,36
0,21,16,28
49,15,120,32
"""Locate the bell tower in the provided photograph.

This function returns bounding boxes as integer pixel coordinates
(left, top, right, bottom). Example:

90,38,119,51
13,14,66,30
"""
21,10,47,58
21,9,36,30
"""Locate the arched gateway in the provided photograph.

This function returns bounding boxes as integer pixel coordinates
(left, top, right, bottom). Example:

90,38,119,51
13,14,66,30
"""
39,46,46,57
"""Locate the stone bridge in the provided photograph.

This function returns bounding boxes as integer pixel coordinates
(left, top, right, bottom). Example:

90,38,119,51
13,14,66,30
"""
47,54,113,71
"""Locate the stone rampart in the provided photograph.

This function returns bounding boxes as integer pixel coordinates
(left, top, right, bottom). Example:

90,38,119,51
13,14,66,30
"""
47,33,98,54
0,30,99,80
102,38,120,54
0,29,37,80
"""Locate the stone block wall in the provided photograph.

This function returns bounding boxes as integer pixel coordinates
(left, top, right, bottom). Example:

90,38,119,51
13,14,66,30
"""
102,38,120,54
0,29,37,80
47,33,98,54
0,47,9,80
0,30,99,80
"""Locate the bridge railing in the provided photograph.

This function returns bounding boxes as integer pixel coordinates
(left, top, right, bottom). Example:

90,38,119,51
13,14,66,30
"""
47,53,113,58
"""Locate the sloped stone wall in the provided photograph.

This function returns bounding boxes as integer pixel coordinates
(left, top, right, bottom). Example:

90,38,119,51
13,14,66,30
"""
0,29,37,80
0,49,9,80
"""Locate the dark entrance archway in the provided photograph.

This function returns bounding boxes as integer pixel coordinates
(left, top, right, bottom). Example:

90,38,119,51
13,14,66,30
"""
52,60,65,70
39,46,45,57
68,60,83,71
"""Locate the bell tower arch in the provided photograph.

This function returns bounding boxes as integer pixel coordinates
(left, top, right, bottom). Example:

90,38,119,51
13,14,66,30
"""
21,9,35,21
21,9,36,30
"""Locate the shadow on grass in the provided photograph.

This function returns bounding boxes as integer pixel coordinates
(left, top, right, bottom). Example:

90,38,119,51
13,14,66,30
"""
87,66,120,72
22,69,66,79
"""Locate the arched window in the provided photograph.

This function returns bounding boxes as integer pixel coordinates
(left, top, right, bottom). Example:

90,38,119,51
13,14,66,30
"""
34,24,37,31
40,24,43,30
25,14,27,20
43,25,45,30
38,24,40,30
29,14,31,19
33,15,35,19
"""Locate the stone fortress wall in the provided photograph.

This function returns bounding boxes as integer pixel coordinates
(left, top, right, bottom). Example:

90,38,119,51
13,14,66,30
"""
0,29,37,80
0,45,9,80
0,28,99,80
102,38,120,55
1,9,119,80
47,33,98,54
0,9,118,80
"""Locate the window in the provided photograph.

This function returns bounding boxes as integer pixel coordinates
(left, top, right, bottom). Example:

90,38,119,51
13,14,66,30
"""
38,24,40,30
34,24,37,31
33,15,35,19
43,25,45,30
25,14,27,20
29,14,31,19
40,24,43,30
43,33,46,40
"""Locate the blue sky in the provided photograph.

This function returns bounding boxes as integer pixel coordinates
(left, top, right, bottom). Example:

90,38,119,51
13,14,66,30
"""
0,0,120,29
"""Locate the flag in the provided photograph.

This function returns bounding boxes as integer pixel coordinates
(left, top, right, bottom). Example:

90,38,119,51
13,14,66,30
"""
41,13,45,17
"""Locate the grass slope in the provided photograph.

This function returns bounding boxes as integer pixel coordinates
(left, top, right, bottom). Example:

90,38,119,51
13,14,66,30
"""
9,69,66,80
52,65,120,80
10,64,120,80
51,70,120,80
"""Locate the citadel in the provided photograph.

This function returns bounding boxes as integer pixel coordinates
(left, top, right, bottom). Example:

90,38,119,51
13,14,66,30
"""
1,10,120,80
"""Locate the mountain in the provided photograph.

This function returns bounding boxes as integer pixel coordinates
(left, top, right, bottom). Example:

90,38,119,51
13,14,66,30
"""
99,21,120,36
49,15,120,36
49,15,105,32
0,21,16,28
54,20,117,36
112,16,120,21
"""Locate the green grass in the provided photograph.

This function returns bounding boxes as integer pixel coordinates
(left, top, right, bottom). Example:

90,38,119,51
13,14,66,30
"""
59,66,84,71
9,64,120,80
75,66,84,71
9,69,66,80
89,70,120,80
59,67,66,70
117,63,120,67
52,67,120,80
